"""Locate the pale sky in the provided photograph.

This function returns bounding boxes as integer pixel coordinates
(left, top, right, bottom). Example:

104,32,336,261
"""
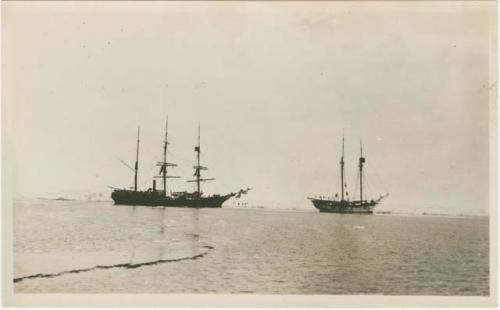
3,1,495,215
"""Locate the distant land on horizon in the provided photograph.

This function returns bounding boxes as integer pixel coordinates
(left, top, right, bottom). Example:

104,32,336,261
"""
13,192,489,217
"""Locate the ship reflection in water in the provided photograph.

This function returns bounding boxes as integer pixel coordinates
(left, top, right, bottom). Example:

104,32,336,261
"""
14,200,489,295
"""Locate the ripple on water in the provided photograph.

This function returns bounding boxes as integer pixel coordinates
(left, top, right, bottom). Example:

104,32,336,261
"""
14,201,489,295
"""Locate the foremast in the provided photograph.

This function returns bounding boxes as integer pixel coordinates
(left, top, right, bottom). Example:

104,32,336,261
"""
134,127,140,192
155,116,179,197
340,132,345,201
359,141,365,202
188,123,215,198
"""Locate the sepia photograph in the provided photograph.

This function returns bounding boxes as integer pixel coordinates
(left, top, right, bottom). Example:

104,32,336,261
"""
2,1,496,307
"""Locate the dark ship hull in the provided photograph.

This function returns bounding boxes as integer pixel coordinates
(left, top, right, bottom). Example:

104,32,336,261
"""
309,198,378,214
111,190,235,208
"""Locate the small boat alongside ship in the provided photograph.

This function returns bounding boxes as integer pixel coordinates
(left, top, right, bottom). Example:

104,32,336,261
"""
308,134,389,214
111,119,251,208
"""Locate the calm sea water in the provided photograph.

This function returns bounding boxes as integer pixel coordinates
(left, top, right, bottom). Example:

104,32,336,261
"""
14,200,489,295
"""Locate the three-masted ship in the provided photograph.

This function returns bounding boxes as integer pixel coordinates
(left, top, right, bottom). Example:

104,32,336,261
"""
308,134,389,214
111,119,251,208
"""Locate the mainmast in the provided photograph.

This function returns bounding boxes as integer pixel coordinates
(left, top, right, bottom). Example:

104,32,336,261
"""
195,123,201,196
188,123,214,198
134,126,140,192
340,132,345,201
163,118,168,195
155,116,179,196
359,141,365,202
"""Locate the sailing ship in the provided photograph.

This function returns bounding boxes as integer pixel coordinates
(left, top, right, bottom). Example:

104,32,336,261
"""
111,119,251,208
308,134,389,214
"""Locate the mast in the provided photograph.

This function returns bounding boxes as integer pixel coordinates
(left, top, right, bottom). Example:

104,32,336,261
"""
163,117,168,195
134,126,140,192
359,141,365,202
196,123,201,196
155,116,179,196
187,122,215,197
340,131,345,201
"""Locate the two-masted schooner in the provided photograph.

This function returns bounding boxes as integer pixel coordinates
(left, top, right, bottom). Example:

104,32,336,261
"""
111,119,251,208
308,134,389,214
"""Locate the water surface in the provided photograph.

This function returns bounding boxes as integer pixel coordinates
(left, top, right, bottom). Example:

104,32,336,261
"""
14,200,489,295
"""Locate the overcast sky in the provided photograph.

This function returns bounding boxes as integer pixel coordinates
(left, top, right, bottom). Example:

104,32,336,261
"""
4,1,494,215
